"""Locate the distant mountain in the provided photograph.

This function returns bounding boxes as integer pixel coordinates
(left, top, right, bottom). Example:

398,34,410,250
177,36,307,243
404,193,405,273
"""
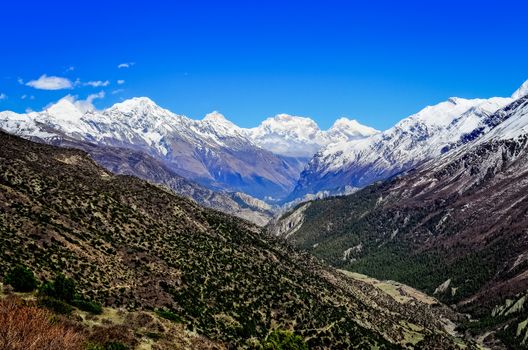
270,94,528,348
0,97,302,202
0,98,376,205
0,131,475,349
288,81,528,200
3,82,526,207
247,114,378,158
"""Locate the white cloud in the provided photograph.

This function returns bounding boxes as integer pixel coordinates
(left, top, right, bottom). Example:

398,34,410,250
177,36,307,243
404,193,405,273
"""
117,62,135,69
111,89,125,94
87,91,105,103
0,93,7,100
21,94,27,100
65,66,75,72
84,80,110,87
17,78,24,85
117,79,125,85
26,74,73,90
60,91,106,113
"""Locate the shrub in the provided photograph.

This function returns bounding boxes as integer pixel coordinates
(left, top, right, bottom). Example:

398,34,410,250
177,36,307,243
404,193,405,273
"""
88,324,135,349
0,296,85,349
86,343,129,350
4,265,38,292
38,296,73,315
52,274,76,302
39,280,55,297
105,342,128,350
39,274,76,303
155,308,183,323
262,330,308,350
72,299,103,315
145,332,162,340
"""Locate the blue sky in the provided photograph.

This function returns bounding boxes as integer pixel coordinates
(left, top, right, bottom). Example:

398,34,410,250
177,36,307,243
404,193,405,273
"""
1,0,527,130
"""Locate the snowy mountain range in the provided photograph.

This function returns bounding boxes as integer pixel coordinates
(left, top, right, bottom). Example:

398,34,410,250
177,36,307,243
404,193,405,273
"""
288,80,528,200
0,96,375,205
1,80,527,211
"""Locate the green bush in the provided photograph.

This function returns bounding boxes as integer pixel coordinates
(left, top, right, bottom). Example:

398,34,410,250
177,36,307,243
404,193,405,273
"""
53,274,76,302
38,296,73,315
72,298,103,314
39,274,76,302
39,275,103,315
104,342,128,350
4,265,38,292
155,308,183,323
262,330,308,350
38,280,55,297
86,343,128,350
145,332,162,340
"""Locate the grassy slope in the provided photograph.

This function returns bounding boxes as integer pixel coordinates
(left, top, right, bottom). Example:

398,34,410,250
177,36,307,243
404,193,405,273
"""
0,131,474,349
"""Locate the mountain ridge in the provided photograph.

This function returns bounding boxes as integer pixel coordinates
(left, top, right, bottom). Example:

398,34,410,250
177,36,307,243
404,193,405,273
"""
2,80,527,209
288,82,527,200
0,96,376,204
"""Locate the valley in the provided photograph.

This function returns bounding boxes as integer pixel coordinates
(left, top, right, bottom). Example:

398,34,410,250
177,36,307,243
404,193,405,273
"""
2,79,528,349
271,93,528,348
0,131,478,349
2,3,528,349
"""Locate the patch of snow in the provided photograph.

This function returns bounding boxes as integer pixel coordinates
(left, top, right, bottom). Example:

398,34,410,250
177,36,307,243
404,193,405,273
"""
434,279,452,295
342,243,363,261
512,79,528,100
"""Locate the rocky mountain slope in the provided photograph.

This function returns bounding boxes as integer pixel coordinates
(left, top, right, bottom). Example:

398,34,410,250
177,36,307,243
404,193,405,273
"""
51,138,274,226
289,81,528,200
0,131,478,349
270,94,528,348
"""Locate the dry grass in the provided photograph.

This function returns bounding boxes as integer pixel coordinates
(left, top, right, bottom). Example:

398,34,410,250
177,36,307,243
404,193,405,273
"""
0,296,86,350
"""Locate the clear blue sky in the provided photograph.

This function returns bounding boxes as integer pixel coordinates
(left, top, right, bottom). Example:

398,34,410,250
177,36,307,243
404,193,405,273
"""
1,0,527,130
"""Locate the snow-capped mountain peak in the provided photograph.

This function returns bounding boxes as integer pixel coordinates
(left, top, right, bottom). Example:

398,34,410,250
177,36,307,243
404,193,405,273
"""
45,96,86,121
105,97,172,119
247,114,322,158
255,114,320,138
512,79,528,100
328,117,379,141
203,111,229,122
202,111,240,130
247,114,377,158
261,114,319,131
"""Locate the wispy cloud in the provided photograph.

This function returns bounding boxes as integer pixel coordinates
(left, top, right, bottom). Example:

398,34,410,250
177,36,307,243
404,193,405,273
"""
26,74,73,90
65,66,75,72
111,89,125,94
0,93,7,100
86,91,105,104
21,94,27,100
117,62,135,69
58,91,106,113
117,79,125,85
84,80,110,87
